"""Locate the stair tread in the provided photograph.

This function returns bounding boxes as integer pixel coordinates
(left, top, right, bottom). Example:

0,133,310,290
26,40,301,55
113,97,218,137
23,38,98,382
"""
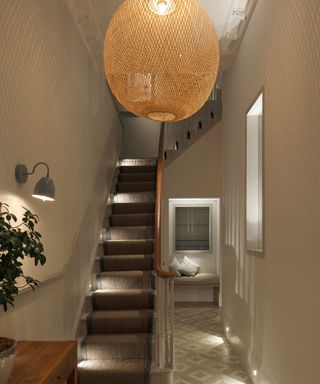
102,254,154,258
112,202,155,207
105,239,154,243
93,288,154,294
111,213,154,217
104,240,154,256
87,309,153,334
117,181,156,184
84,333,151,344
120,166,157,174
78,358,147,371
100,254,153,272
110,226,154,229
110,213,155,227
111,202,155,215
119,172,156,177
89,309,153,318
109,226,154,240
99,270,152,277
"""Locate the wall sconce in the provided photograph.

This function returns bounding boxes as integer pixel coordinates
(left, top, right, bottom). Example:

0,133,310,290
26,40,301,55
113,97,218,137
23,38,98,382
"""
15,162,55,202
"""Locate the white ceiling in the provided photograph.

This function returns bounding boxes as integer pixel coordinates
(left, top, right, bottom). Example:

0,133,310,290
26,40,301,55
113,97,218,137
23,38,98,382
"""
64,0,257,126
90,0,235,39
65,0,257,73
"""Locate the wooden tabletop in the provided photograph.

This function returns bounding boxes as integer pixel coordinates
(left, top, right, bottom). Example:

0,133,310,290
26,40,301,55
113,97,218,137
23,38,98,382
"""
8,341,77,384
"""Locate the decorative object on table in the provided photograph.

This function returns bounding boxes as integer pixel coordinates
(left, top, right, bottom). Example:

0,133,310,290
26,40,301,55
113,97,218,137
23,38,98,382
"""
104,0,220,122
15,162,55,202
0,202,46,312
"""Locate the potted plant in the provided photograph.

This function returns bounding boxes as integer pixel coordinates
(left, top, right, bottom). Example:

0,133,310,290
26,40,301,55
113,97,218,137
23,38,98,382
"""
0,202,46,383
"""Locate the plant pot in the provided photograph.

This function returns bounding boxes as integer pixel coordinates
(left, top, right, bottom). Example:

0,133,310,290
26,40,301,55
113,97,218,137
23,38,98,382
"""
0,338,17,384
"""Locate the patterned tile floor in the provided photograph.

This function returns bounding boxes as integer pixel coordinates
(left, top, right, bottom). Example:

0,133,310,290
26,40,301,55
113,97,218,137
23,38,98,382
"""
174,304,252,384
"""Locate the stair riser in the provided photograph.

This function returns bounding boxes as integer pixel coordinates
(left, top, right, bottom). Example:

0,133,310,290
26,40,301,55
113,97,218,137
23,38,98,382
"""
88,314,153,334
98,274,153,290
101,256,153,271
93,292,154,311
78,365,145,384
114,192,155,204
110,214,155,227
117,182,156,193
109,227,154,240
104,241,154,255
120,166,157,174
112,203,155,215
119,173,156,182
83,342,149,360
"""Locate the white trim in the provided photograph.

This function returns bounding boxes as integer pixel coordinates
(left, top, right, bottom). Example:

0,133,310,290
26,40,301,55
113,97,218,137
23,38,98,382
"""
168,198,221,275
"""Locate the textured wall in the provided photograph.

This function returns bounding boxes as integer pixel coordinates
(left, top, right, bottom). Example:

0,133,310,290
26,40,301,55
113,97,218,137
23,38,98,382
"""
222,0,320,383
0,0,121,338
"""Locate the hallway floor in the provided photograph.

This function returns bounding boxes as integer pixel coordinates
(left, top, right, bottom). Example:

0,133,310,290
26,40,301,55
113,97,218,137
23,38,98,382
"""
174,304,252,384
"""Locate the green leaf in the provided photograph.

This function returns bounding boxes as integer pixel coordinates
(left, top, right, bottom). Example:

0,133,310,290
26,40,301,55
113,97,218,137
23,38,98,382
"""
0,203,46,311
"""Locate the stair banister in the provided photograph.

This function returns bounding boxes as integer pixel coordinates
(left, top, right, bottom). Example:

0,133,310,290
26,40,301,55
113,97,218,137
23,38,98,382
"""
154,122,176,278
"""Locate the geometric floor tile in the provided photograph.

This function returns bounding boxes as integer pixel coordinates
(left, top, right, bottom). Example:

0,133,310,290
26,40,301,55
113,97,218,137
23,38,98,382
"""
174,304,252,384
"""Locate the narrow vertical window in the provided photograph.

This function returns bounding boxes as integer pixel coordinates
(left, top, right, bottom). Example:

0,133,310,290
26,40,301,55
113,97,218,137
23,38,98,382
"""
246,93,264,252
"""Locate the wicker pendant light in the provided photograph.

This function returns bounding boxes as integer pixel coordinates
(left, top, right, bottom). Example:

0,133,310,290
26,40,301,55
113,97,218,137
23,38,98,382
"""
104,0,220,122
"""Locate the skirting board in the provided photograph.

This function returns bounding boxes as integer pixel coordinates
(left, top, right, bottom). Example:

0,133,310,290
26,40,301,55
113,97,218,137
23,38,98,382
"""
223,313,280,384
150,366,174,384
258,367,280,384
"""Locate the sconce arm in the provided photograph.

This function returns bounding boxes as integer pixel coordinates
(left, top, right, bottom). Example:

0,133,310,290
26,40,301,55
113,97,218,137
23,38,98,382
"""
27,162,50,178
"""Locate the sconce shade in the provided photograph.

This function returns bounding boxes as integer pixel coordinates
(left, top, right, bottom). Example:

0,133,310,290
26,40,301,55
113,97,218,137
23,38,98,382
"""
32,177,55,202
104,0,220,122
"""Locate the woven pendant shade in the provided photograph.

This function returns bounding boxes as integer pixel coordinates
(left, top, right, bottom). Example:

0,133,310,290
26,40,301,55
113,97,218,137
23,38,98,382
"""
104,0,220,122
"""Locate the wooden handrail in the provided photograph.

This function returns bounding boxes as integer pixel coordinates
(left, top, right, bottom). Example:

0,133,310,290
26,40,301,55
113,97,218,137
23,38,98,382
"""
154,123,176,278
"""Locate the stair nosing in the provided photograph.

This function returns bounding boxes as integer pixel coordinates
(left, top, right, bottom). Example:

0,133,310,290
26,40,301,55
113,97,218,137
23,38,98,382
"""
104,239,154,243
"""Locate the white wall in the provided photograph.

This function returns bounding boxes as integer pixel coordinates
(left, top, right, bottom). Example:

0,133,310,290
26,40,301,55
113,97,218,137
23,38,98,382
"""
222,0,320,383
162,123,222,269
0,0,122,339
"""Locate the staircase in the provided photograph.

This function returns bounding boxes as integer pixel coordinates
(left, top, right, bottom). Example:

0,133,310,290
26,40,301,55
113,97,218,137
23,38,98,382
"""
78,160,157,384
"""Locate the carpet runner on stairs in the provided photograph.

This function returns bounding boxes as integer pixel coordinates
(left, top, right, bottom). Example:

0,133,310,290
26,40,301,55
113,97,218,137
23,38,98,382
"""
78,161,156,384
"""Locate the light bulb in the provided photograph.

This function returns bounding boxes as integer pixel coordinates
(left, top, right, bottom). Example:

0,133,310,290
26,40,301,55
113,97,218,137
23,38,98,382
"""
149,0,175,16
32,194,55,202
253,370,258,377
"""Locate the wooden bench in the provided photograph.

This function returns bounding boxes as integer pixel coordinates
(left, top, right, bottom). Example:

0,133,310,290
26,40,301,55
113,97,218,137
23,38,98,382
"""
174,273,220,305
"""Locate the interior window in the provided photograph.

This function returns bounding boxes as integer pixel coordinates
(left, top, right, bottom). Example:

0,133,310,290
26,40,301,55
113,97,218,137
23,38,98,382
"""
246,92,264,252
175,206,210,251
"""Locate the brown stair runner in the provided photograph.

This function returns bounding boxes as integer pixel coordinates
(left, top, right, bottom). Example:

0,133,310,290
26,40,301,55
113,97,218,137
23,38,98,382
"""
78,161,156,384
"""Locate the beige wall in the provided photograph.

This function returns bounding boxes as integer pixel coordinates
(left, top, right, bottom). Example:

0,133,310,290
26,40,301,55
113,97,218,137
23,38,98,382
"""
121,118,160,159
162,123,222,267
0,0,122,338
222,0,320,383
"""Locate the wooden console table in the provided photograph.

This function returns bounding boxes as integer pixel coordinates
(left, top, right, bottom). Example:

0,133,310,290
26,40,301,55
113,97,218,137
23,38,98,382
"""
8,341,77,384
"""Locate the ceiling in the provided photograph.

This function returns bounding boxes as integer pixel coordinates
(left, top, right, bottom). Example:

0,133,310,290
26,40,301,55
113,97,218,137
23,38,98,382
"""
65,0,257,73
64,0,257,124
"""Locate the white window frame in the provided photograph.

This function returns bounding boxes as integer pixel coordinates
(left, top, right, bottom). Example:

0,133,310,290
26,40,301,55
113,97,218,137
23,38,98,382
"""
246,91,264,253
173,204,212,254
169,198,220,267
